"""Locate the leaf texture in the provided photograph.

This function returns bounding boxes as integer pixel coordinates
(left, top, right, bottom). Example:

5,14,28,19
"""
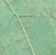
0,0,56,55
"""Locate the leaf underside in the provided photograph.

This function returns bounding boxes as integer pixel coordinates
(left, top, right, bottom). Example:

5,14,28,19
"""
0,0,56,55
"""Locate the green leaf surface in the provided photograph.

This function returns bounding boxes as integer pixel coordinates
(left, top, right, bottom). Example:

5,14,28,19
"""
0,0,56,55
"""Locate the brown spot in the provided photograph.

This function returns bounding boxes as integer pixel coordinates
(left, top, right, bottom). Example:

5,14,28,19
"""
50,12,53,18
53,16,56,18
0,22,5,26
50,13,56,23
50,14,52,18
53,16,56,22
10,33,12,36
39,11,43,17
30,3,33,7
44,7,47,11
32,6,37,11
0,42,5,53
16,40,22,44
0,46,5,53
42,0,46,2
10,0,14,3
34,1,38,5
49,7,51,10
2,46,5,51
10,38,13,42
24,0,29,4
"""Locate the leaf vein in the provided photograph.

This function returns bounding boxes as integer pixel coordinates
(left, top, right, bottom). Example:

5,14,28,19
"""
4,0,36,55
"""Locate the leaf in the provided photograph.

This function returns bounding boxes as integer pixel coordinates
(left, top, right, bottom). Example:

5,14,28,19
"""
0,0,56,55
